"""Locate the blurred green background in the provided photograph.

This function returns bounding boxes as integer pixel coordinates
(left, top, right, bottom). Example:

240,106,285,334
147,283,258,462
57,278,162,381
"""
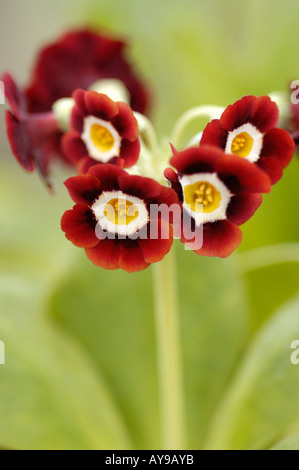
1,0,299,450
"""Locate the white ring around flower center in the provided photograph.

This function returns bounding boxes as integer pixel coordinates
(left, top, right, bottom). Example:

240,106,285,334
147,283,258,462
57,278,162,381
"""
225,122,264,163
92,190,149,237
82,116,122,163
180,172,232,225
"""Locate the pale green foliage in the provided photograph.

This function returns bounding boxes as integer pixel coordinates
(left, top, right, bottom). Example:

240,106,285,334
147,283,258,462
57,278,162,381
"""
1,0,299,450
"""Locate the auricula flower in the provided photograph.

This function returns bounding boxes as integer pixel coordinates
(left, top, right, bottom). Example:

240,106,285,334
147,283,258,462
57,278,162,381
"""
2,25,299,452
62,90,140,173
1,29,150,186
200,95,295,184
165,146,271,258
61,164,178,273
26,29,150,116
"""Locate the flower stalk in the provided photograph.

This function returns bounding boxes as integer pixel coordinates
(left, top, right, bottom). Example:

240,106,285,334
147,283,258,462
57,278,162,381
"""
171,105,225,148
153,248,186,450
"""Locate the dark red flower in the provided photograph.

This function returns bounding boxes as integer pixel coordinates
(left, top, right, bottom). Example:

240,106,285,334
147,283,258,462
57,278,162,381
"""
61,164,178,272
1,72,60,187
2,29,151,186
26,29,150,116
200,95,295,184
164,145,271,258
62,90,140,173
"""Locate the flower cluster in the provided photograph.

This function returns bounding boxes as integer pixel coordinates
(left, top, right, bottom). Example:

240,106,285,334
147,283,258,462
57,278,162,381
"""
1,29,150,187
1,29,296,272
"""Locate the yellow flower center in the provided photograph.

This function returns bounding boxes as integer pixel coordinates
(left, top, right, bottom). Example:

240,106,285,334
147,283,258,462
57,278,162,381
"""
230,132,254,158
90,123,115,153
184,181,222,213
104,198,139,225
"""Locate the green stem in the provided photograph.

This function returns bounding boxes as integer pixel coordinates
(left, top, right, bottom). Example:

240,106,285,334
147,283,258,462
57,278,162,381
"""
171,105,224,148
153,250,186,450
134,112,159,155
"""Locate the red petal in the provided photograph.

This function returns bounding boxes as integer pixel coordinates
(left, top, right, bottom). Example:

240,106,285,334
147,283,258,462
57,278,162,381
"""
88,163,126,190
164,167,180,192
26,29,150,115
61,204,98,248
220,95,278,133
113,102,139,141
71,89,88,133
85,239,121,270
120,138,140,168
216,154,271,194
1,72,27,118
182,220,242,258
77,155,121,174
257,157,283,185
84,90,119,120
227,194,263,226
5,111,34,172
119,240,150,273
220,95,257,131
250,96,279,132
78,156,99,174
139,220,173,263
64,174,101,205
200,119,228,148
118,174,162,201
72,89,86,112
62,132,89,166
70,105,86,134
261,128,295,169
170,146,222,174
153,185,180,208
164,167,182,199
291,101,299,131
34,138,56,189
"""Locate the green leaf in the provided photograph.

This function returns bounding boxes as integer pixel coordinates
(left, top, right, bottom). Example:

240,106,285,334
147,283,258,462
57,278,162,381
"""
0,164,131,450
0,162,71,262
272,434,299,450
237,244,299,332
0,274,131,450
204,295,299,450
49,251,161,449
177,248,249,448
49,242,249,449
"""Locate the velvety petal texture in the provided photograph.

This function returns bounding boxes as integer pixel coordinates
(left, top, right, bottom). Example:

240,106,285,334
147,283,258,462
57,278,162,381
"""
1,73,60,187
61,204,99,248
169,146,271,194
183,220,243,258
62,90,140,171
201,95,295,184
62,164,178,272
2,28,151,186
25,29,151,116
220,95,279,133
165,145,269,258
